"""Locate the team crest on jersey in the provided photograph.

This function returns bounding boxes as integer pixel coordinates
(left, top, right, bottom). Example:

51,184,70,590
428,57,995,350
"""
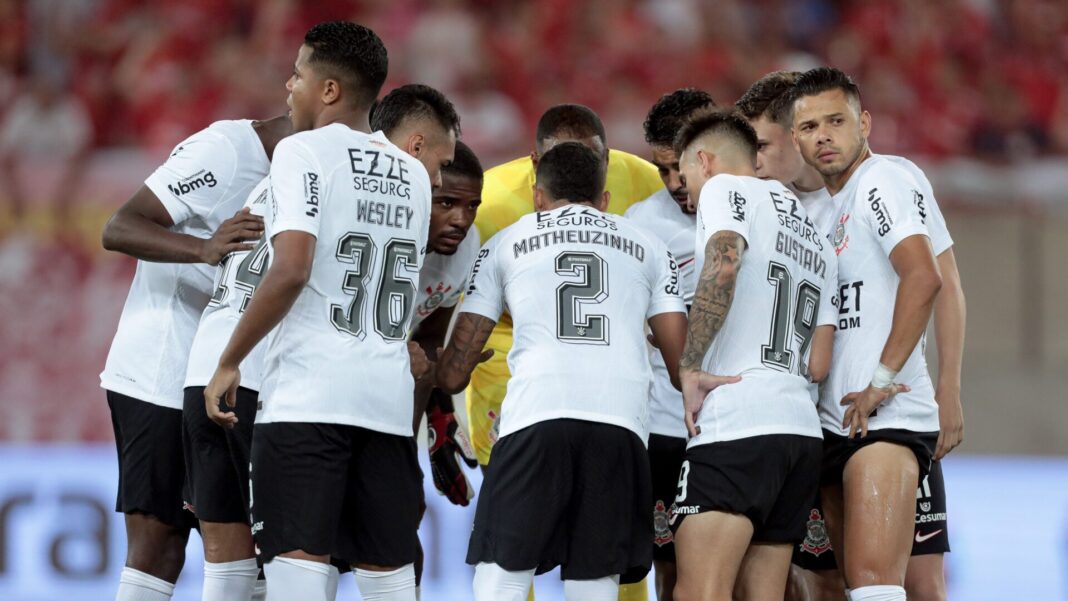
417,282,453,317
653,500,673,546
833,214,850,255
801,509,832,556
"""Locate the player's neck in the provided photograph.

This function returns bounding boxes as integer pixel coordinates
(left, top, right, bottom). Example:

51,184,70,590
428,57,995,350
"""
314,108,372,134
254,115,294,160
823,146,871,195
715,161,756,179
791,164,825,194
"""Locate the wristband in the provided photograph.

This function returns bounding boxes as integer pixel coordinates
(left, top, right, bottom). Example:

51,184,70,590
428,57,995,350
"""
871,363,898,389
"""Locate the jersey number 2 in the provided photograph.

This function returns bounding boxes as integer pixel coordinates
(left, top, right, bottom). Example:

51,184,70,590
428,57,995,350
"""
555,252,609,345
762,261,820,376
331,233,417,341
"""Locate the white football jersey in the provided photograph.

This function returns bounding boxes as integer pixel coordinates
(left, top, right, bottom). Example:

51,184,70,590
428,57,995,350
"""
822,156,940,435
255,125,431,435
460,204,686,441
410,226,480,331
689,175,837,447
185,177,272,390
797,154,953,256
101,120,270,409
625,189,697,439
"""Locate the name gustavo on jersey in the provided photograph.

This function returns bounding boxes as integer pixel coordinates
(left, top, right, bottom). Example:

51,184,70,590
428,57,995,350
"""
349,147,412,200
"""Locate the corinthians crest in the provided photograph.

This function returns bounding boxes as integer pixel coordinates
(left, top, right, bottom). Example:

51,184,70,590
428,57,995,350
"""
801,508,831,556
833,213,850,255
653,500,673,547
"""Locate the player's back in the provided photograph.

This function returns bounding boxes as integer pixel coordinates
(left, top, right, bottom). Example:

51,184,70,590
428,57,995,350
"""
257,124,432,435
691,174,837,446
473,204,682,440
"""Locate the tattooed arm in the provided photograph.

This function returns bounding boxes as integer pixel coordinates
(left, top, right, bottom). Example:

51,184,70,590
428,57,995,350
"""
680,231,745,371
679,230,746,436
436,313,497,394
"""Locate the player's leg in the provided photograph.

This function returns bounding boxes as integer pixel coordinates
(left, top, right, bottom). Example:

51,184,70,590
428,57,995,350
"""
251,422,350,601
563,422,653,600
344,430,423,601
734,543,794,601
108,392,192,600
468,421,575,601
840,442,919,599
647,434,686,601
906,461,950,601
904,555,946,601
673,510,753,601
183,386,260,601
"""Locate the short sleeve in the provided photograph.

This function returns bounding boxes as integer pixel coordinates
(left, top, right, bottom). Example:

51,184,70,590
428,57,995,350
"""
647,245,687,318
817,252,839,327
459,238,505,321
144,129,237,225
268,138,324,239
696,175,753,246
858,164,931,258
916,180,953,255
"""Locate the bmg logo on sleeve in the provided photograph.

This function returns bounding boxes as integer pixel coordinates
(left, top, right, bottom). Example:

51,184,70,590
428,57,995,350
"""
303,172,320,218
167,170,217,196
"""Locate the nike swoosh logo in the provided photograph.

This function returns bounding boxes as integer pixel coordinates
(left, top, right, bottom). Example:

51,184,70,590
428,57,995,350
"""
678,258,695,268
915,529,943,543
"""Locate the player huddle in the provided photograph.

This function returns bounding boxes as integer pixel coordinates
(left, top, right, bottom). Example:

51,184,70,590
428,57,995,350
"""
99,19,965,601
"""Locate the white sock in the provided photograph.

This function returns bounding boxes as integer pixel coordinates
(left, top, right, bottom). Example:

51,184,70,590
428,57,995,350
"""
327,563,344,600
251,578,267,601
563,575,620,601
263,557,332,601
203,558,259,601
354,564,417,600
472,562,534,601
849,584,906,601
116,567,175,601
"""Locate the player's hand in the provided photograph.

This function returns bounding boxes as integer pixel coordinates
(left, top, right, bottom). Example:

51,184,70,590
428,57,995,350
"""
205,364,241,429
409,342,432,380
199,208,264,265
680,368,742,438
427,393,478,506
933,385,964,460
840,383,911,439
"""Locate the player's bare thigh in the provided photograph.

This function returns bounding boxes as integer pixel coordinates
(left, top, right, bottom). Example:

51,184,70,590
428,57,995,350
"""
840,442,919,588
733,542,793,601
673,511,752,601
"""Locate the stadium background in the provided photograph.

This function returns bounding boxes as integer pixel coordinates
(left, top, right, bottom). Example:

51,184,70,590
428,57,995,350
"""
0,0,1066,599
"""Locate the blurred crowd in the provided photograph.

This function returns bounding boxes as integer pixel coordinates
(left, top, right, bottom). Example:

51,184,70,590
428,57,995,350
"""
3,0,1068,167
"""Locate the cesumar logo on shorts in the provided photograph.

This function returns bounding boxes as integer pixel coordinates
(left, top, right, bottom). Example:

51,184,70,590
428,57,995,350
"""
168,169,217,196
304,172,320,218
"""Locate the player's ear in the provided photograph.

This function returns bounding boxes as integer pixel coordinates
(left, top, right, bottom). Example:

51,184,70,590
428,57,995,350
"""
859,110,872,139
595,190,610,212
321,78,341,106
698,149,714,177
530,150,539,170
532,185,549,211
408,133,425,158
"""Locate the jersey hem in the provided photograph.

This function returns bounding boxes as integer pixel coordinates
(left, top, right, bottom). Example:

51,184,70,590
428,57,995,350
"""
99,380,183,410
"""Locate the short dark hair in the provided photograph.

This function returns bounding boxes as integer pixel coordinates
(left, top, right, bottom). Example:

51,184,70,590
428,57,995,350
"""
644,88,716,147
535,104,606,149
304,21,388,108
535,142,606,204
735,71,801,127
443,140,483,182
370,84,461,138
787,67,862,109
674,108,759,161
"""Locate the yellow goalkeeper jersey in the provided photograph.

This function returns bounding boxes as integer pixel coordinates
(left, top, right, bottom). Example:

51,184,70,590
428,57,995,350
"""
466,148,664,464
